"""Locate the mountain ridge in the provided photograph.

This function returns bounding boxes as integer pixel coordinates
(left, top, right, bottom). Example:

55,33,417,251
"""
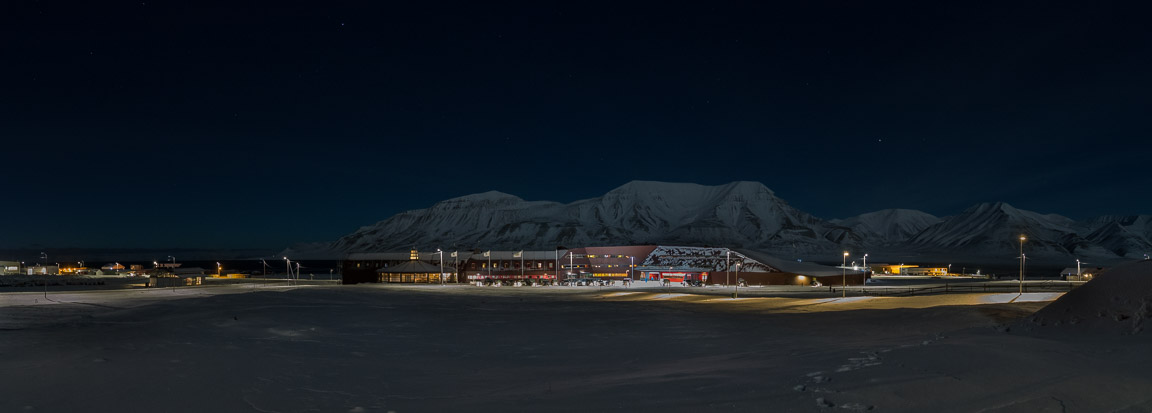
282,181,1150,265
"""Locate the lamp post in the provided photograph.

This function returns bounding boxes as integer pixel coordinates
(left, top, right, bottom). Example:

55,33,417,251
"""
734,262,741,298
1076,258,1081,281
632,256,638,283
726,250,731,287
284,257,291,286
842,251,849,298
1018,235,1026,294
437,249,444,285
217,262,222,277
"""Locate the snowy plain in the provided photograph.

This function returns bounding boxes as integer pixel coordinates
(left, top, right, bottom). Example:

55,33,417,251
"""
2,271,1151,412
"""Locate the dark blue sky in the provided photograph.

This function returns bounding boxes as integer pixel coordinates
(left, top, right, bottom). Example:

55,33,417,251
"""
3,1,1150,249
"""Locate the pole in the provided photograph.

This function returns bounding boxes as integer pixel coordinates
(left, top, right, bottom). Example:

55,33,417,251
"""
454,251,458,284
169,255,176,292
1076,259,1081,281
726,250,731,287
1018,236,1025,294
842,251,848,298
734,263,740,299
40,252,47,300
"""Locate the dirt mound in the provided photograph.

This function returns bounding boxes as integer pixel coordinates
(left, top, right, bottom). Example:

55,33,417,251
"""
1026,260,1152,335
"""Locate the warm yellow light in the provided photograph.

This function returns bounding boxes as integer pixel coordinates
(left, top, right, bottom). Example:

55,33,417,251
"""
1020,235,1026,241
843,252,849,256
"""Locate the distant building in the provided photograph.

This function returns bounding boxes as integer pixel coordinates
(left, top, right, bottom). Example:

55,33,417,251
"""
26,265,60,275
1060,266,1105,280
1,261,21,275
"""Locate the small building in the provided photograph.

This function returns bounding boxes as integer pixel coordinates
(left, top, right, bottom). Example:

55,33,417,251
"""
1,261,21,275
869,264,919,275
901,267,949,276
26,265,60,275
344,249,463,284
376,260,455,283
1060,266,1105,280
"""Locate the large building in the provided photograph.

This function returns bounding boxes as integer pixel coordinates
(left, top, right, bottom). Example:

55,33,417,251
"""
341,245,868,286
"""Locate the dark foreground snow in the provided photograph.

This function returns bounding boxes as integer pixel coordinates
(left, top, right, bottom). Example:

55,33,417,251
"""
1,283,1150,412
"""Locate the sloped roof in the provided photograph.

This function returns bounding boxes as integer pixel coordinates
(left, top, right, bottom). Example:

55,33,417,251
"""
736,249,865,277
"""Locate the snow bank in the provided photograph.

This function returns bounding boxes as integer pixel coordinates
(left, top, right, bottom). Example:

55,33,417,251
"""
1028,260,1152,334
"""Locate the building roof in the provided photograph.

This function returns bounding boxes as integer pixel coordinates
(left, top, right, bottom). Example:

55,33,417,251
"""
1060,267,1105,275
736,249,865,277
348,250,568,261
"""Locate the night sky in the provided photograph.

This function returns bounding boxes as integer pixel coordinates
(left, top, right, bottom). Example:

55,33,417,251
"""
3,1,1150,249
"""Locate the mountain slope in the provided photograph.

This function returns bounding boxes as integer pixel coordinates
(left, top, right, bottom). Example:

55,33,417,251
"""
906,202,1114,260
833,209,941,246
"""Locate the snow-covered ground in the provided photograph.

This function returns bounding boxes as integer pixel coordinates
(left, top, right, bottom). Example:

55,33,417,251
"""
1,274,1150,412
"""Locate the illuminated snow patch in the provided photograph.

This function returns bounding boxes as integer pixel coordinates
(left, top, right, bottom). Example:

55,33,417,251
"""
648,294,690,300
979,293,1064,304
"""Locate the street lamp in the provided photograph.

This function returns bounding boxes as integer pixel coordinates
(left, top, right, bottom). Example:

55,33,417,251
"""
1018,235,1026,294
217,262,222,277
842,251,849,298
436,248,444,285
629,255,635,285
734,262,741,298
726,250,731,287
1076,258,1081,281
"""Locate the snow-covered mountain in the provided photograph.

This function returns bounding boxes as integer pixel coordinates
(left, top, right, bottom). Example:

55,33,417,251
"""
286,181,854,258
282,182,1150,265
1082,215,1152,259
905,202,1115,260
832,209,941,246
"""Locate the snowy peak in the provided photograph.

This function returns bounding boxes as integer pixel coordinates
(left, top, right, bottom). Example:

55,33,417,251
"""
603,181,777,204
438,191,524,205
